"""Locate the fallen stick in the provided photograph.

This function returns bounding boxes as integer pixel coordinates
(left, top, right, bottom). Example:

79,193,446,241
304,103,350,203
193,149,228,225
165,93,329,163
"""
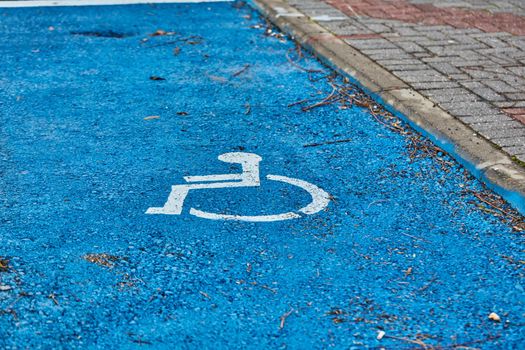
279,308,294,330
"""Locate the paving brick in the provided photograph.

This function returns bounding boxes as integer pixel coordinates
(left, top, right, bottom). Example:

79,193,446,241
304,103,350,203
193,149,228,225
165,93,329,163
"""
427,62,462,75
412,52,433,58
381,63,430,71
487,55,517,65
459,114,514,124
441,102,499,116
394,41,427,53
446,59,496,67
344,38,397,49
474,35,511,48
511,114,525,124
447,74,471,80
503,107,525,115
504,146,525,156
492,136,525,147
375,58,424,66
477,127,525,140
362,48,414,60
459,81,506,101
364,23,392,33
483,80,519,93
393,26,422,36
471,120,525,131
392,69,448,83
495,101,520,108
301,8,348,18
508,66,525,75
331,26,374,36
506,92,525,100
421,56,462,63
421,87,481,103
410,81,460,89
503,107,525,124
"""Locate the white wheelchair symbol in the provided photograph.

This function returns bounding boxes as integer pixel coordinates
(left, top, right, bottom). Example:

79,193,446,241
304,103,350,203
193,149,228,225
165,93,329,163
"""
145,152,331,222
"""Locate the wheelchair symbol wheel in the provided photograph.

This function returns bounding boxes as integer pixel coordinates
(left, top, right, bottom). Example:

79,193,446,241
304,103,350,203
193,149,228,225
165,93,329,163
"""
146,152,331,222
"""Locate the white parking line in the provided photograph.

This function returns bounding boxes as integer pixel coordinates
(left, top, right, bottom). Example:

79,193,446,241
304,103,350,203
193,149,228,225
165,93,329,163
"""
0,0,232,8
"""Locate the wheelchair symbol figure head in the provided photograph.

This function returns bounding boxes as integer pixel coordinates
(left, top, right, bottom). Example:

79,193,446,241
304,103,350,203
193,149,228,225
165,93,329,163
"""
145,152,331,222
218,152,262,164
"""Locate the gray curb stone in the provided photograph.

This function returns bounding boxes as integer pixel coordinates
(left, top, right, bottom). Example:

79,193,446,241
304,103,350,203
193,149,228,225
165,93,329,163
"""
251,0,525,214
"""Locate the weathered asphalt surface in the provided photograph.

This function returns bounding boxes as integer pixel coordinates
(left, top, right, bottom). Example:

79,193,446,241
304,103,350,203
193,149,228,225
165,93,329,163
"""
0,1,524,348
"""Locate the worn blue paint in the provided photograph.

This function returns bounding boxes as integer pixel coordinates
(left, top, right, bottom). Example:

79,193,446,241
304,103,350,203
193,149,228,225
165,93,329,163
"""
0,2,524,349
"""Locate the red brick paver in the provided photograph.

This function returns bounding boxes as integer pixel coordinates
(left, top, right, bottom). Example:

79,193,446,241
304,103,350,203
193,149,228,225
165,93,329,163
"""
504,108,525,124
326,0,525,35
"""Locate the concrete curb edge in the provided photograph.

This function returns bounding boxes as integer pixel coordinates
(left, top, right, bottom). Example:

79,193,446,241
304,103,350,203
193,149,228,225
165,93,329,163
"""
250,0,525,214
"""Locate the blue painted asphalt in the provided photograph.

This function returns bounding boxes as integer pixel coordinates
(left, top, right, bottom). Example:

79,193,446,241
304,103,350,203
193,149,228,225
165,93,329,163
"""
0,1,524,348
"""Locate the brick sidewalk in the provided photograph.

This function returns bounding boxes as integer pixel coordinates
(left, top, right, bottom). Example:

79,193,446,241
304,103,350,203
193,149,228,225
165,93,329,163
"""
286,0,525,162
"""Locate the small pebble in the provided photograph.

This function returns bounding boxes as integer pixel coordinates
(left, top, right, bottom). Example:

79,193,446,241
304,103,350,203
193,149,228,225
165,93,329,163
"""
489,312,501,322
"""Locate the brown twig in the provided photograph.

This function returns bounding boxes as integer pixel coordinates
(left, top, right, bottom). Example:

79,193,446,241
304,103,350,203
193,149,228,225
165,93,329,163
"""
288,98,311,107
301,86,340,111
48,293,59,306
418,277,438,292
472,192,516,219
279,308,294,329
233,64,250,77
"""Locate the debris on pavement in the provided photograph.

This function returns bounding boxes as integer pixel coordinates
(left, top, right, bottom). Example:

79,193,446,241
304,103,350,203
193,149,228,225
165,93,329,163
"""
232,64,250,77
70,30,129,38
149,29,176,37
82,253,122,269
489,312,501,322
144,115,160,120
0,257,9,272
468,189,525,232
279,308,294,330
149,75,166,81
0,285,12,292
